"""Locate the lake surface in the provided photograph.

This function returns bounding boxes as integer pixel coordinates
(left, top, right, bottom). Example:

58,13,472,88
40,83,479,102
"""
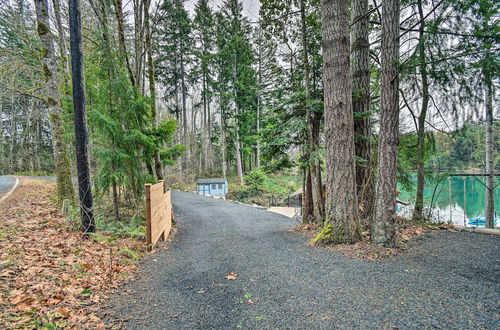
399,176,499,227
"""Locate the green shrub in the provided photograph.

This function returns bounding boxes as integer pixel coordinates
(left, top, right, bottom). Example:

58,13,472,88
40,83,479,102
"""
244,169,267,189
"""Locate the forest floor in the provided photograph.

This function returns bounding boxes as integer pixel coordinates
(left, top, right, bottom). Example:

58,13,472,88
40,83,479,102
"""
107,191,499,329
0,178,148,328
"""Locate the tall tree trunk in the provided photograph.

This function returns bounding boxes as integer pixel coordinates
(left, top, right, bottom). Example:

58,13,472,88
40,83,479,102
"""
202,73,208,171
300,0,323,222
207,91,213,169
316,0,360,244
69,0,95,233
144,0,163,180
351,0,373,222
34,0,74,204
133,0,144,90
485,74,495,228
303,167,314,223
52,0,69,75
181,52,188,151
235,132,244,184
411,0,429,222
256,27,262,169
233,59,243,185
372,0,400,246
112,180,120,220
220,104,227,178
112,0,136,87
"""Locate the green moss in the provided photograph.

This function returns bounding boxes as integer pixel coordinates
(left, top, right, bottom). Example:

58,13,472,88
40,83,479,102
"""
37,21,50,36
313,221,361,245
42,63,51,78
47,97,58,107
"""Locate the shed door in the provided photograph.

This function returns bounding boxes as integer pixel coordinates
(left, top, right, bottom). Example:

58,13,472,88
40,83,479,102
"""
199,184,207,195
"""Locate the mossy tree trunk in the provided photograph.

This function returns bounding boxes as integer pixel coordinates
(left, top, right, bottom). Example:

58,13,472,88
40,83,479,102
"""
34,0,74,204
318,0,360,244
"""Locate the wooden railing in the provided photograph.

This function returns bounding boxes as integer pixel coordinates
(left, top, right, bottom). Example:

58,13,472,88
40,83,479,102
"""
145,180,172,251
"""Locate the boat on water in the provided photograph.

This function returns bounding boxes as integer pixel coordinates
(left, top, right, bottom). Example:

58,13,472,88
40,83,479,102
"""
468,216,497,226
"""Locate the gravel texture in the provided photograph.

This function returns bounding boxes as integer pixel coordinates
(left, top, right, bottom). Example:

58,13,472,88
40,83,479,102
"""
107,191,500,329
0,175,16,194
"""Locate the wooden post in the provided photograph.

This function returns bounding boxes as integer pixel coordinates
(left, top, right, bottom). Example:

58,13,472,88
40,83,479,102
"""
145,180,172,251
159,180,166,241
448,177,452,224
463,177,467,227
145,183,152,251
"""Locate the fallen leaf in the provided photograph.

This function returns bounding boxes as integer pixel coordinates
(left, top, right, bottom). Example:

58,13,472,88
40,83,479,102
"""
225,272,238,280
88,315,101,322
57,307,70,317
10,295,25,305
16,303,33,312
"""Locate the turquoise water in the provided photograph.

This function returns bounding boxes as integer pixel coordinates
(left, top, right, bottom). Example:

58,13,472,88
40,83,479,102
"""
399,176,499,226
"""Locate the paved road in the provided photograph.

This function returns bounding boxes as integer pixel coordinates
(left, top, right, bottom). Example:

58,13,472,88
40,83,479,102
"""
107,191,500,329
0,176,16,195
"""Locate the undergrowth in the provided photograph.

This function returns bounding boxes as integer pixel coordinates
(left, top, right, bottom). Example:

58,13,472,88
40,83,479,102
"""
65,197,146,240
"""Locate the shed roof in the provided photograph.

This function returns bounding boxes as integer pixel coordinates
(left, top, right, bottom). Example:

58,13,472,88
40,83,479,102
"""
197,178,227,184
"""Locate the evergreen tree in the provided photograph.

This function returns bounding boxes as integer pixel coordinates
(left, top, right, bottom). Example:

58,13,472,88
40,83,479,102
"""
155,0,193,148
192,0,216,172
215,0,258,182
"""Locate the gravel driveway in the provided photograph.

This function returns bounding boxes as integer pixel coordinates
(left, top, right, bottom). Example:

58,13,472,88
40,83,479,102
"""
107,191,500,329
0,176,16,195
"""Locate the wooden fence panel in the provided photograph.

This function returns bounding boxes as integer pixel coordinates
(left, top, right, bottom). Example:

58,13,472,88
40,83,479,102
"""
145,180,172,251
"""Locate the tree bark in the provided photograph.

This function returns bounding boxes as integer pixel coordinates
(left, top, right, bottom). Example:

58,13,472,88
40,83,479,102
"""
133,0,144,90
69,0,95,233
300,0,323,222
181,51,188,150
220,105,227,178
372,0,400,247
112,0,136,87
256,30,262,169
303,167,314,223
485,74,495,228
351,0,373,222
318,0,360,244
34,0,74,204
411,0,429,222
52,0,69,75
143,0,163,180
232,59,244,185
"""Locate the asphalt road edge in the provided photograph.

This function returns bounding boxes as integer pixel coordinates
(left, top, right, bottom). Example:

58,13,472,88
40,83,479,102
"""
0,176,20,204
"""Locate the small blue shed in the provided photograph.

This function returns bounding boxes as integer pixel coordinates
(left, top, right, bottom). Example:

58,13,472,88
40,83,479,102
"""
197,178,228,197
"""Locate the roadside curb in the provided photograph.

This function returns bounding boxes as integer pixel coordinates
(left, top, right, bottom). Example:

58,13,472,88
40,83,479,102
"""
0,176,20,203
456,226,500,237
